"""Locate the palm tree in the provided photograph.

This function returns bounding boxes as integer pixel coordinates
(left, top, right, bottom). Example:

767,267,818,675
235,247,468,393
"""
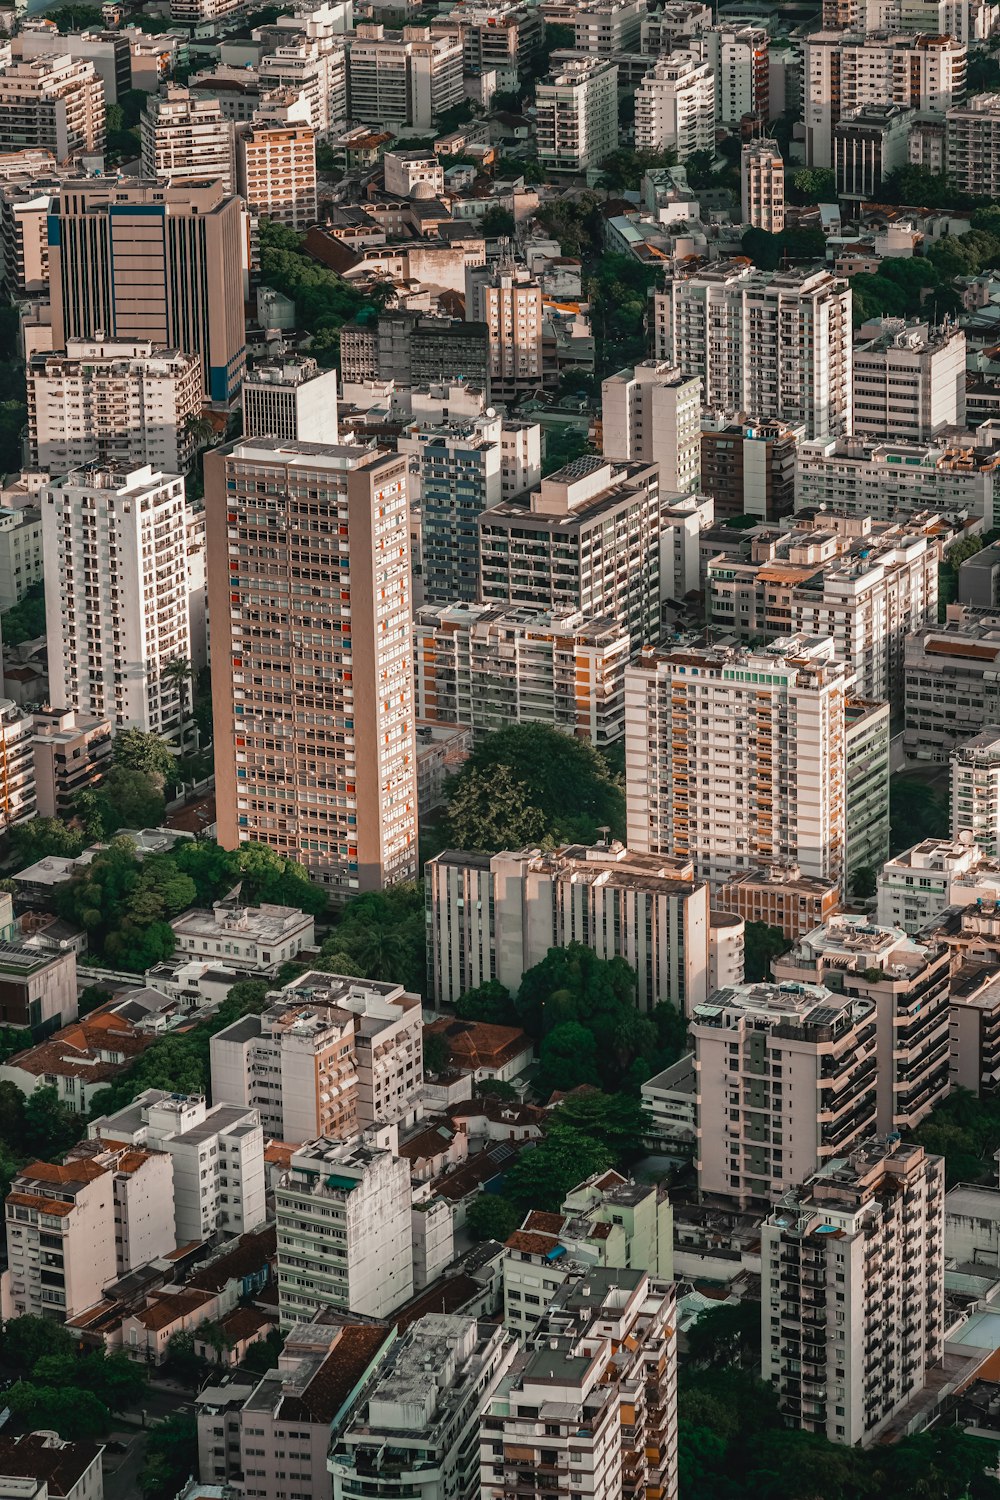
183,411,217,466
163,655,195,722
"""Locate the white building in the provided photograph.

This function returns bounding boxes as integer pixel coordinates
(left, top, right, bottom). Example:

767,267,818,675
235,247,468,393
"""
536,58,618,174
258,40,349,137
796,433,999,522
625,636,849,888
66,1139,176,1276
691,981,878,1207
426,842,711,1013
634,51,716,159
741,138,785,231
41,465,192,737
572,0,645,52
761,1139,944,1446
947,92,1000,199
89,1089,267,1246
140,86,235,193
330,1316,518,1500
275,1136,414,1327
27,339,204,478
170,898,315,973
852,318,966,439
904,610,1000,761
700,24,769,126
657,261,853,441
242,357,338,444
348,24,463,131
5,1156,116,1321
480,1268,678,1500
0,701,37,832
952,727,1000,855
0,55,105,163
876,835,1000,932
601,360,701,494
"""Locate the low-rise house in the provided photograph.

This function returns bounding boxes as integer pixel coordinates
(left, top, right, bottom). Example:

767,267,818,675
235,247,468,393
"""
0,1431,104,1500
422,1018,533,1083
170,899,315,974
0,1011,155,1112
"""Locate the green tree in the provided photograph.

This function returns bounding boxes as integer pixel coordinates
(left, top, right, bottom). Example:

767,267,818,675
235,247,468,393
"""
23,1085,80,1158
536,1021,600,1096
112,728,177,780
743,922,792,982
326,883,425,990
481,205,516,236
1,581,45,646
6,1382,110,1441
850,864,878,898
455,980,516,1025
423,1031,451,1076
241,1328,284,1375
444,764,548,852
139,1413,199,1500
503,1126,612,1212
740,226,783,270
597,146,676,192
550,1090,651,1163
890,773,950,854
1,1315,74,1371
686,1300,762,1370
163,1331,209,1391
7,817,87,866
95,764,167,834
789,167,837,203
466,1192,521,1241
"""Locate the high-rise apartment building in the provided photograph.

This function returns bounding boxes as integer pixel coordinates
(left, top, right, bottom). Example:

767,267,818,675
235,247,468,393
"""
27,339,203,477
467,261,545,401
170,0,242,25
773,915,951,1134
41,465,192,737
426,842,711,1013
31,708,112,820
634,51,716,159
834,101,911,200
700,417,798,521
206,439,417,896
0,56,105,163
479,456,664,654
414,602,630,748
48,178,246,403
740,138,785,230
601,361,701,494
625,636,849,887
258,41,349,136
692,981,878,1207
0,702,37,834
535,58,618,174
803,31,966,169
480,1268,678,1500
241,357,338,443
401,415,502,603
852,317,966,438
211,973,423,1143
952,728,1000,855
701,24,769,126
845,697,891,878
572,0,645,51
348,24,463,129
761,1140,944,1446
235,113,317,230
796,432,1000,520
657,261,852,440
276,1136,413,1327
947,91,1000,198
140,87,235,193
5,1157,116,1321
904,608,1000,760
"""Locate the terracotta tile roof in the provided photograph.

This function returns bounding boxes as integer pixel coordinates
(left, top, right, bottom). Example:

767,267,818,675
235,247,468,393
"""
424,1018,531,1072
135,1288,214,1331
397,1123,455,1162
186,1225,277,1292
279,1324,391,1424
394,1273,480,1332
264,1142,295,1167
22,1159,107,1184
7,1014,153,1080
505,1230,560,1256
6,1191,73,1215
523,1210,565,1235
214,1305,274,1344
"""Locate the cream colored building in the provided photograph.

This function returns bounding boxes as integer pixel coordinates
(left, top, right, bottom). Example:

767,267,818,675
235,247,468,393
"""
634,50,716,159
170,899,315,973
141,86,235,192
536,57,618,174
601,360,701,494
5,1156,116,1320
691,981,878,1207
625,636,849,888
348,24,463,130
0,56,105,163
951,727,1000,855
948,92,1000,198
796,434,1000,521
235,113,317,230
468,261,544,401
761,1140,944,1446
206,439,418,897
740,138,784,231
852,317,966,439
241,357,338,444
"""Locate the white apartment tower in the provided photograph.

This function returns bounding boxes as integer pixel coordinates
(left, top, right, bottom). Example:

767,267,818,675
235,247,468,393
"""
140,87,235,192
241,358,338,444
741,138,785,231
658,261,853,441
348,24,463,130
5,1158,116,1321
761,1140,944,1446
852,318,966,439
601,361,701,493
700,24,770,126
536,58,618,174
27,339,204,477
692,981,878,1207
634,51,716,159
625,636,849,887
276,1137,414,1327
951,727,1000,855
258,42,349,137
0,56,105,163
41,465,192,737
947,92,1000,198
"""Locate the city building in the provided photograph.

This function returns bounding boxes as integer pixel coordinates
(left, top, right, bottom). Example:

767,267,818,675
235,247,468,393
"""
241,358,338,444
952,727,1000,854
401,414,502,602
535,58,618,174
714,864,842,940
206,439,418,896
0,703,38,835
478,456,665,653
0,1010,153,1115
761,1139,944,1446
773,915,951,1133
27,339,204,477
657,262,853,441
67,1138,176,1275
904,608,1000,760
852,318,966,439
89,1089,267,1245
634,51,716,159
330,1315,517,1500
170,0,242,25
796,433,1000,521
348,24,463,130
413,602,630,749
5,1156,116,1320
572,0,645,52
0,943,76,1034
257,40,349,137
700,22,769,126
834,101,911,200
31,707,112,819
740,137,784,231
41,465,192,737
601,361,701,494
467,261,545,402
275,1137,413,1327
341,310,489,391
18,23,132,103
691,981,878,1207
625,636,849,887
947,92,1000,199
959,541,1000,607
699,416,798,522
48,178,246,402
426,842,711,1013
211,973,423,1142
875,834,1000,932
0,56,105,163
845,698,891,879
141,87,235,193
0,1432,105,1500
235,113,317,230
170,899,315,974
480,1268,678,1500
949,961,1000,1094
706,509,940,703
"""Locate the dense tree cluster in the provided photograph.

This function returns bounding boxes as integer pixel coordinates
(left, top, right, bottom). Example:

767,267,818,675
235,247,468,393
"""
0,1318,146,1441
889,773,950,856
913,1086,1000,1186
259,219,372,367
